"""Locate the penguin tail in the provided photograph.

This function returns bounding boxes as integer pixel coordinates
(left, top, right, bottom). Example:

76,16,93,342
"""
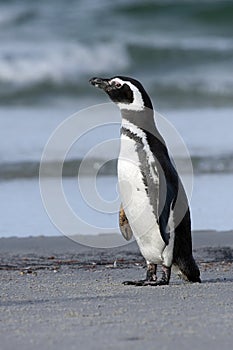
172,208,201,283
173,256,201,283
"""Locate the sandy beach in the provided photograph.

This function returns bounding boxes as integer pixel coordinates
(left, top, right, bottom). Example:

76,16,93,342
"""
0,231,233,350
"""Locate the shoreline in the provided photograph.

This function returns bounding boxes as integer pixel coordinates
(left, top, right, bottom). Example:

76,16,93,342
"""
0,229,233,252
0,230,233,271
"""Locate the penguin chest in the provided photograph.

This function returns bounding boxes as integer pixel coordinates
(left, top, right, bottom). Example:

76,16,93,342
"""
117,135,166,264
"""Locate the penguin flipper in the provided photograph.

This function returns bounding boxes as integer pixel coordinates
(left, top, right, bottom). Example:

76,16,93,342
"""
119,205,133,241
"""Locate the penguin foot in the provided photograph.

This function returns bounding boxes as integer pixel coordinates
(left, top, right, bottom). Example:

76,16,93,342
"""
123,265,171,286
153,279,169,286
123,263,158,286
122,279,158,286
154,265,171,286
146,263,157,281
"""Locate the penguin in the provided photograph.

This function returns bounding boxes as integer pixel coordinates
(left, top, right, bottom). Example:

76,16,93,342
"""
89,76,201,286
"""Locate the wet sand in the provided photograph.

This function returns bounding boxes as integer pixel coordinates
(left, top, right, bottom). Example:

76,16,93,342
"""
0,231,233,350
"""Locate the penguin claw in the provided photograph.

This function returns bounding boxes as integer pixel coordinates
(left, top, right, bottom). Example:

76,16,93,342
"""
122,280,143,286
122,280,158,286
140,281,158,286
153,279,169,286
122,280,147,286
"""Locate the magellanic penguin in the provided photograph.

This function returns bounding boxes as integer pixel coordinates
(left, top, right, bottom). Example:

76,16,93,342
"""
90,76,201,286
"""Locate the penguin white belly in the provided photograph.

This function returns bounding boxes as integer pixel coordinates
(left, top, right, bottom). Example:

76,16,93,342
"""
118,135,166,264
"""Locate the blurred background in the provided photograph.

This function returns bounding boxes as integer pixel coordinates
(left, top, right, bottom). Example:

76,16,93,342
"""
0,0,232,237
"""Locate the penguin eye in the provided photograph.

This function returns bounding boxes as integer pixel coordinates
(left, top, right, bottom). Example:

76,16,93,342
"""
115,82,122,89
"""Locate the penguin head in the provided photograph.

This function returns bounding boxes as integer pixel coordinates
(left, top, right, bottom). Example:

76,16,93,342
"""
89,76,153,111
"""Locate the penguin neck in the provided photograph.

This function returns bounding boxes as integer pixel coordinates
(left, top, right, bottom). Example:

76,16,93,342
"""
120,108,157,135
120,107,168,159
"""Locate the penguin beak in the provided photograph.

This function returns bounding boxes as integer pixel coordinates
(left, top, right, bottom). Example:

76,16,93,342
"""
89,77,110,90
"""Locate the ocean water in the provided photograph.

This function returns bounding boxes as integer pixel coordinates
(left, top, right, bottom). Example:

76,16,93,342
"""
0,0,232,237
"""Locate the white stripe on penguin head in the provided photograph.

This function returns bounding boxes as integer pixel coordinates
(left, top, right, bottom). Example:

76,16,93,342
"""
109,78,145,112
